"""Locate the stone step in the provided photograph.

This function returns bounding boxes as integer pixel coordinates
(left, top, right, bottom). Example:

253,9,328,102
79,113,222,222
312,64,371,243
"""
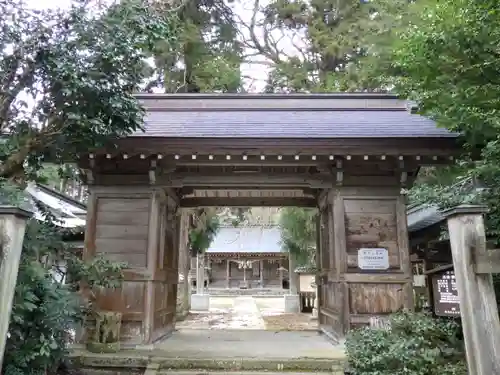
71,352,346,375
205,289,288,296
156,371,340,375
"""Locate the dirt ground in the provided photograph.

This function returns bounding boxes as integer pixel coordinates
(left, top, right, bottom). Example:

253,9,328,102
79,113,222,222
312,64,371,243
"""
176,296,317,331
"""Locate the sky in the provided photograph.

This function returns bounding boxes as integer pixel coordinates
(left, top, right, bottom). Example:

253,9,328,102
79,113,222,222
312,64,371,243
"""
26,0,302,92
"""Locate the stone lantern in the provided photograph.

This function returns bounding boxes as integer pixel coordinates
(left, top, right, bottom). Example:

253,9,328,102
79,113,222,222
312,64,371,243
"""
0,206,33,370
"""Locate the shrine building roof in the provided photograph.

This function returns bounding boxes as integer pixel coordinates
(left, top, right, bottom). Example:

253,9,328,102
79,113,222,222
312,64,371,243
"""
206,226,284,254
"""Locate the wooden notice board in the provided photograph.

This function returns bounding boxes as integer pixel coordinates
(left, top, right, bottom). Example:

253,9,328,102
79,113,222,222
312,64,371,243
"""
431,269,461,317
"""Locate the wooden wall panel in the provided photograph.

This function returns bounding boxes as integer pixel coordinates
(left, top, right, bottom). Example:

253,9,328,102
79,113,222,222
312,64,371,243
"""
349,283,404,314
94,197,150,267
344,199,400,271
85,281,147,345
83,190,156,346
153,282,175,338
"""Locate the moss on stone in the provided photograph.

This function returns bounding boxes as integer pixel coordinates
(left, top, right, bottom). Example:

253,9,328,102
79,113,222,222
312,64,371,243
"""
71,351,347,374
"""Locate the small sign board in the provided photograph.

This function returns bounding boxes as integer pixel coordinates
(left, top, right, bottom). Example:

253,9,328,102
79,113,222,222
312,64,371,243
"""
357,248,389,270
431,270,461,317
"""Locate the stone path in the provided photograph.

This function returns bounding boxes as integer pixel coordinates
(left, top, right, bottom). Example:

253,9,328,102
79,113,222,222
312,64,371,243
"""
176,296,317,331
177,296,265,329
156,329,345,360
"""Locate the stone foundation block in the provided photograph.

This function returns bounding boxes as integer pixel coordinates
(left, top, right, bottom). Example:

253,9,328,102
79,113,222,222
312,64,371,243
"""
284,294,300,313
190,294,210,312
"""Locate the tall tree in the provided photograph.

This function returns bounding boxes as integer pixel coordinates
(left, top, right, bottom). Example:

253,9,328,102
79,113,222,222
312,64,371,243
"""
0,0,180,184
378,0,500,242
146,0,243,93
279,207,317,266
241,0,408,92
0,1,181,373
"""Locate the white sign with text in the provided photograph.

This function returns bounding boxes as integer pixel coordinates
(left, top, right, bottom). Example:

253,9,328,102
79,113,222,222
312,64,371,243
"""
357,248,389,270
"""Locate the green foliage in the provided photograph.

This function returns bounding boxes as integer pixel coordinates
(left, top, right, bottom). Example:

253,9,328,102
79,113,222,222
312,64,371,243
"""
188,210,221,254
345,311,467,375
0,0,181,182
1,182,125,374
279,208,317,266
388,0,500,146
4,258,80,375
375,0,500,243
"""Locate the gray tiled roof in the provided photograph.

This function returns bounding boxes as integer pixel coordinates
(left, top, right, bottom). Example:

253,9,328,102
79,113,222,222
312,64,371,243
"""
206,226,284,254
407,204,444,233
407,204,486,233
136,110,455,138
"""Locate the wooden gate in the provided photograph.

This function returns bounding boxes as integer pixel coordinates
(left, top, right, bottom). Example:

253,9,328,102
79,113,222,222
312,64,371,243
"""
317,192,344,340
316,188,413,339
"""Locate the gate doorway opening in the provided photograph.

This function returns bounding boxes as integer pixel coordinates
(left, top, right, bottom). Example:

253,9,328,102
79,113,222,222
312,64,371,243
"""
179,204,319,332
79,93,458,348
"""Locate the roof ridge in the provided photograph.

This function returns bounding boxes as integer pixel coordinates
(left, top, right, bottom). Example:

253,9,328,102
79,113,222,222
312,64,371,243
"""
135,93,399,100
145,108,408,113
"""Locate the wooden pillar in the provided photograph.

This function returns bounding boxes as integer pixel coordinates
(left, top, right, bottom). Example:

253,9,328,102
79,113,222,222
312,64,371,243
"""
226,259,230,289
446,206,500,375
260,259,264,288
144,190,160,343
176,210,190,318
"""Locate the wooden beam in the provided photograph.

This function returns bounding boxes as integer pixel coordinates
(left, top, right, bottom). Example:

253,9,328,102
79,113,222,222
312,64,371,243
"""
180,196,317,207
341,273,410,283
170,173,408,188
112,137,459,158
93,172,336,188
170,172,336,188
446,206,500,375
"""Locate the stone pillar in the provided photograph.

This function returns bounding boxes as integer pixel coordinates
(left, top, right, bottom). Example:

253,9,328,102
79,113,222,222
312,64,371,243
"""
196,253,204,294
0,207,32,371
284,252,300,312
243,261,247,286
311,279,319,320
259,260,264,288
226,259,230,289
191,252,209,311
288,253,298,294
279,260,284,289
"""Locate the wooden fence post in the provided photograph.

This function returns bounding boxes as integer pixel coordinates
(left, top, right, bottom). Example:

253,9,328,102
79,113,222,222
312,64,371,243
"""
445,205,500,375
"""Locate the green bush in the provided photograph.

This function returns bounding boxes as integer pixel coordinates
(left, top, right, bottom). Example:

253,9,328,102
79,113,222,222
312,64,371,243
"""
345,311,467,375
3,221,81,375
2,218,125,375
